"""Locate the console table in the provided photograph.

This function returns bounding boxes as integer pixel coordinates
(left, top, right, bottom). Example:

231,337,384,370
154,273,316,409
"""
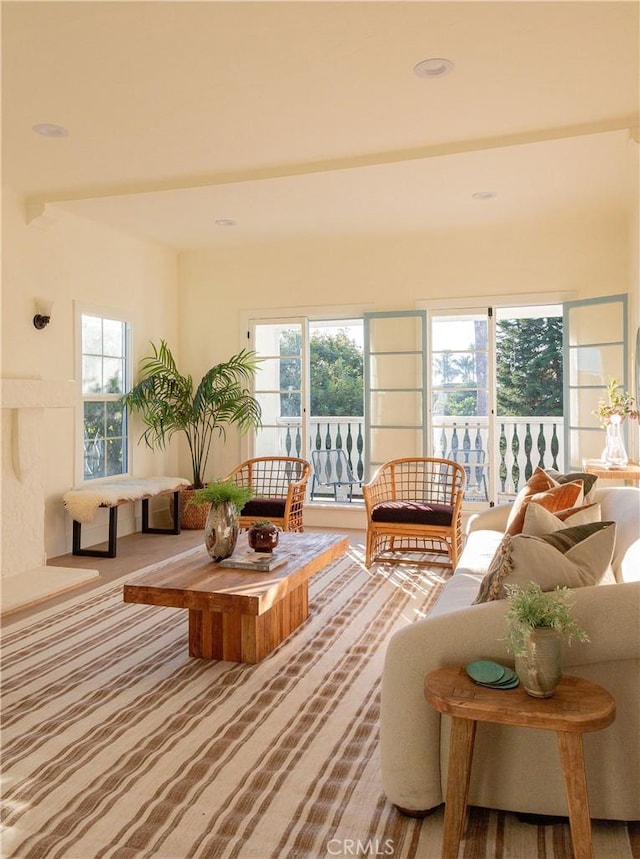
583,459,640,485
424,666,615,859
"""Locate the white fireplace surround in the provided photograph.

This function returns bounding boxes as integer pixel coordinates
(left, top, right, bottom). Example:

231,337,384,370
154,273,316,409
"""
1,377,99,615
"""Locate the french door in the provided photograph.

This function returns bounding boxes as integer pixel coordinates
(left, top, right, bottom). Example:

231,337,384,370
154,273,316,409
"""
251,319,306,459
564,294,628,469
247,294,628,507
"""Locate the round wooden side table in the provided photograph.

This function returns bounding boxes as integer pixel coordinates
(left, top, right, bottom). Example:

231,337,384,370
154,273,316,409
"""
424,666,616,859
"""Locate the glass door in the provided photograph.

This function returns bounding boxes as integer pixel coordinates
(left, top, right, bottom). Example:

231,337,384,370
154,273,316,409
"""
564,295,628,469
430,312,492,505
251,319,306,458
364,310,427,479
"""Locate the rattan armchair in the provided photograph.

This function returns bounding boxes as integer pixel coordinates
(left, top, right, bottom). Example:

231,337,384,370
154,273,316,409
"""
363,457,466,568
225,456,311,532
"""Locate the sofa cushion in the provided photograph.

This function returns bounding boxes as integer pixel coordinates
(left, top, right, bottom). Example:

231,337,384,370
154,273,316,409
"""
371,501,453,526
473,520,616,602
522,501,601,536
505,480,584,536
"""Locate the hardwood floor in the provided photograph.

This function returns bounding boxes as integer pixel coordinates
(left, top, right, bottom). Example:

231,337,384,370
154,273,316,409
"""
3,527,364,626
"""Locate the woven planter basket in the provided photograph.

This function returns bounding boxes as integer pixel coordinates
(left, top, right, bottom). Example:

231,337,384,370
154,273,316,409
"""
176,489,209,530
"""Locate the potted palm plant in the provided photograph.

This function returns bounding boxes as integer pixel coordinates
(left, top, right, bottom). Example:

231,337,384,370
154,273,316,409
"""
505,582,590,698
121,340,261,528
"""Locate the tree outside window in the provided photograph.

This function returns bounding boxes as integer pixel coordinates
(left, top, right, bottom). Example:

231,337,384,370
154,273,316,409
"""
279,325,364,418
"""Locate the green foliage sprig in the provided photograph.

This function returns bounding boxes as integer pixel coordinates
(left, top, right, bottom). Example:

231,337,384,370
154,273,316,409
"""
188,480,253,514
504,582,590,657
593,377,638,426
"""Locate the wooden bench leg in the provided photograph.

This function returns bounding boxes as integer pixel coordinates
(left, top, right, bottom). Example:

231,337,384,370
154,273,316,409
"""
141,490,181,535
73,507,118,558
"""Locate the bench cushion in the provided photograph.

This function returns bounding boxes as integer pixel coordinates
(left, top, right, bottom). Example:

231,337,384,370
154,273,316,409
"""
63,477,190,524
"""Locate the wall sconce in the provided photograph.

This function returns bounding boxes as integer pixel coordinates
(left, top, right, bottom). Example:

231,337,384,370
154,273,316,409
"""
33,299,53,330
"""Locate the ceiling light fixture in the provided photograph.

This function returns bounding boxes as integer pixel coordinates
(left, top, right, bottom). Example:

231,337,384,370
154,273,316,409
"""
472,191,497,200
215,219,237,227
32,123,68,138
413,58,454,79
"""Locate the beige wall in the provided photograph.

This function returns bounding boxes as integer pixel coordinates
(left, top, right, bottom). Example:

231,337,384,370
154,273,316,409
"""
1,191,180,570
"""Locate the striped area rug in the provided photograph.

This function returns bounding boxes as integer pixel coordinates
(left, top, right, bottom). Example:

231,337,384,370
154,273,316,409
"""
1,547,636,859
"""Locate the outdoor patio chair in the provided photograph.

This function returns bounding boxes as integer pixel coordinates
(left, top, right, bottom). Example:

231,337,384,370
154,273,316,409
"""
362,457,466,568
226,456,311,532
310,449,361,502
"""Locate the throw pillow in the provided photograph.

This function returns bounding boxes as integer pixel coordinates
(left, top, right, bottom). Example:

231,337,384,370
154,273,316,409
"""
522,501,601,537
473,520,616,603
505,480,584,536
545,468,598,497
505,467,559,535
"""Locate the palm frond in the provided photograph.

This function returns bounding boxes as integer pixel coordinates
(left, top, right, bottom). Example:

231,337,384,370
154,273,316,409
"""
121,342,262,487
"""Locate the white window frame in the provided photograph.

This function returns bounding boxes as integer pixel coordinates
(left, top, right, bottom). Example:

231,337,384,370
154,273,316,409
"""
240,303,372,464
75,302,132,485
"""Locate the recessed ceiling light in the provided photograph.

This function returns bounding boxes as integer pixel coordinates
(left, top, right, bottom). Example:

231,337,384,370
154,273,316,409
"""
413,58,454,79
215,219,237,227
32,123,68,138
472,191,497,200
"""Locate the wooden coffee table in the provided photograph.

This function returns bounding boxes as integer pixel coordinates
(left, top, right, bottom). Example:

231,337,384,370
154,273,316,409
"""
123,531,349,664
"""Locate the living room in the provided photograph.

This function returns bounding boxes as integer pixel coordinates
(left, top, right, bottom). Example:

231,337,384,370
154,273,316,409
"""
1,2,639,857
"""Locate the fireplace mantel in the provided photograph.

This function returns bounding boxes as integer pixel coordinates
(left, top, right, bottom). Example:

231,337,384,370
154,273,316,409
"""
1,377,76,409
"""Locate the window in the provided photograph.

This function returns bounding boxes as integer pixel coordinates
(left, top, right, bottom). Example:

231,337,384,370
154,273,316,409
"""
80,312,129,480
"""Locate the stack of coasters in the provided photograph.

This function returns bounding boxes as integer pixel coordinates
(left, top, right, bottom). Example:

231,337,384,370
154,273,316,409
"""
465,660,519,689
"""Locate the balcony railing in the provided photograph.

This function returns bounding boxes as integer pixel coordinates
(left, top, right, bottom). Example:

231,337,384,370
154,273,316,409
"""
274,415,565,503
435,417,565,501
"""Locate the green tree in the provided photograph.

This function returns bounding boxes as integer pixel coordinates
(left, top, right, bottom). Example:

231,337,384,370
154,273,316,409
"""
310,330,363,416
278,329,363,416
496,317,563,416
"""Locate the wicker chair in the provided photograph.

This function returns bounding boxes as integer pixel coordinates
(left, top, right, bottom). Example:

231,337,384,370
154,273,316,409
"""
363,457,466,569
225,456,311,532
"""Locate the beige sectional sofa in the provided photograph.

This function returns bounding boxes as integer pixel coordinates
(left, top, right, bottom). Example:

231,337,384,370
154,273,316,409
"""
380,485,640,821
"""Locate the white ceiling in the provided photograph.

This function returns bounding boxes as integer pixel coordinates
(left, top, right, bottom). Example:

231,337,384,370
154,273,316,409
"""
3,1,639,249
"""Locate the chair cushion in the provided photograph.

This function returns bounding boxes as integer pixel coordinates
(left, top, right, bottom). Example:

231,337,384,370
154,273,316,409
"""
371,501,453,526
241,498,287,519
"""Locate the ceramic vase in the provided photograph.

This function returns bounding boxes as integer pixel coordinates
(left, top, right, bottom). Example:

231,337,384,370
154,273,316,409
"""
248,522,279,553
204,501,239,562
601,414,628,469
515,628,562,698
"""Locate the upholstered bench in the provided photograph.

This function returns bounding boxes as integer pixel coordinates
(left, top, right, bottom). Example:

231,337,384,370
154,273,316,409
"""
63,476,190,558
